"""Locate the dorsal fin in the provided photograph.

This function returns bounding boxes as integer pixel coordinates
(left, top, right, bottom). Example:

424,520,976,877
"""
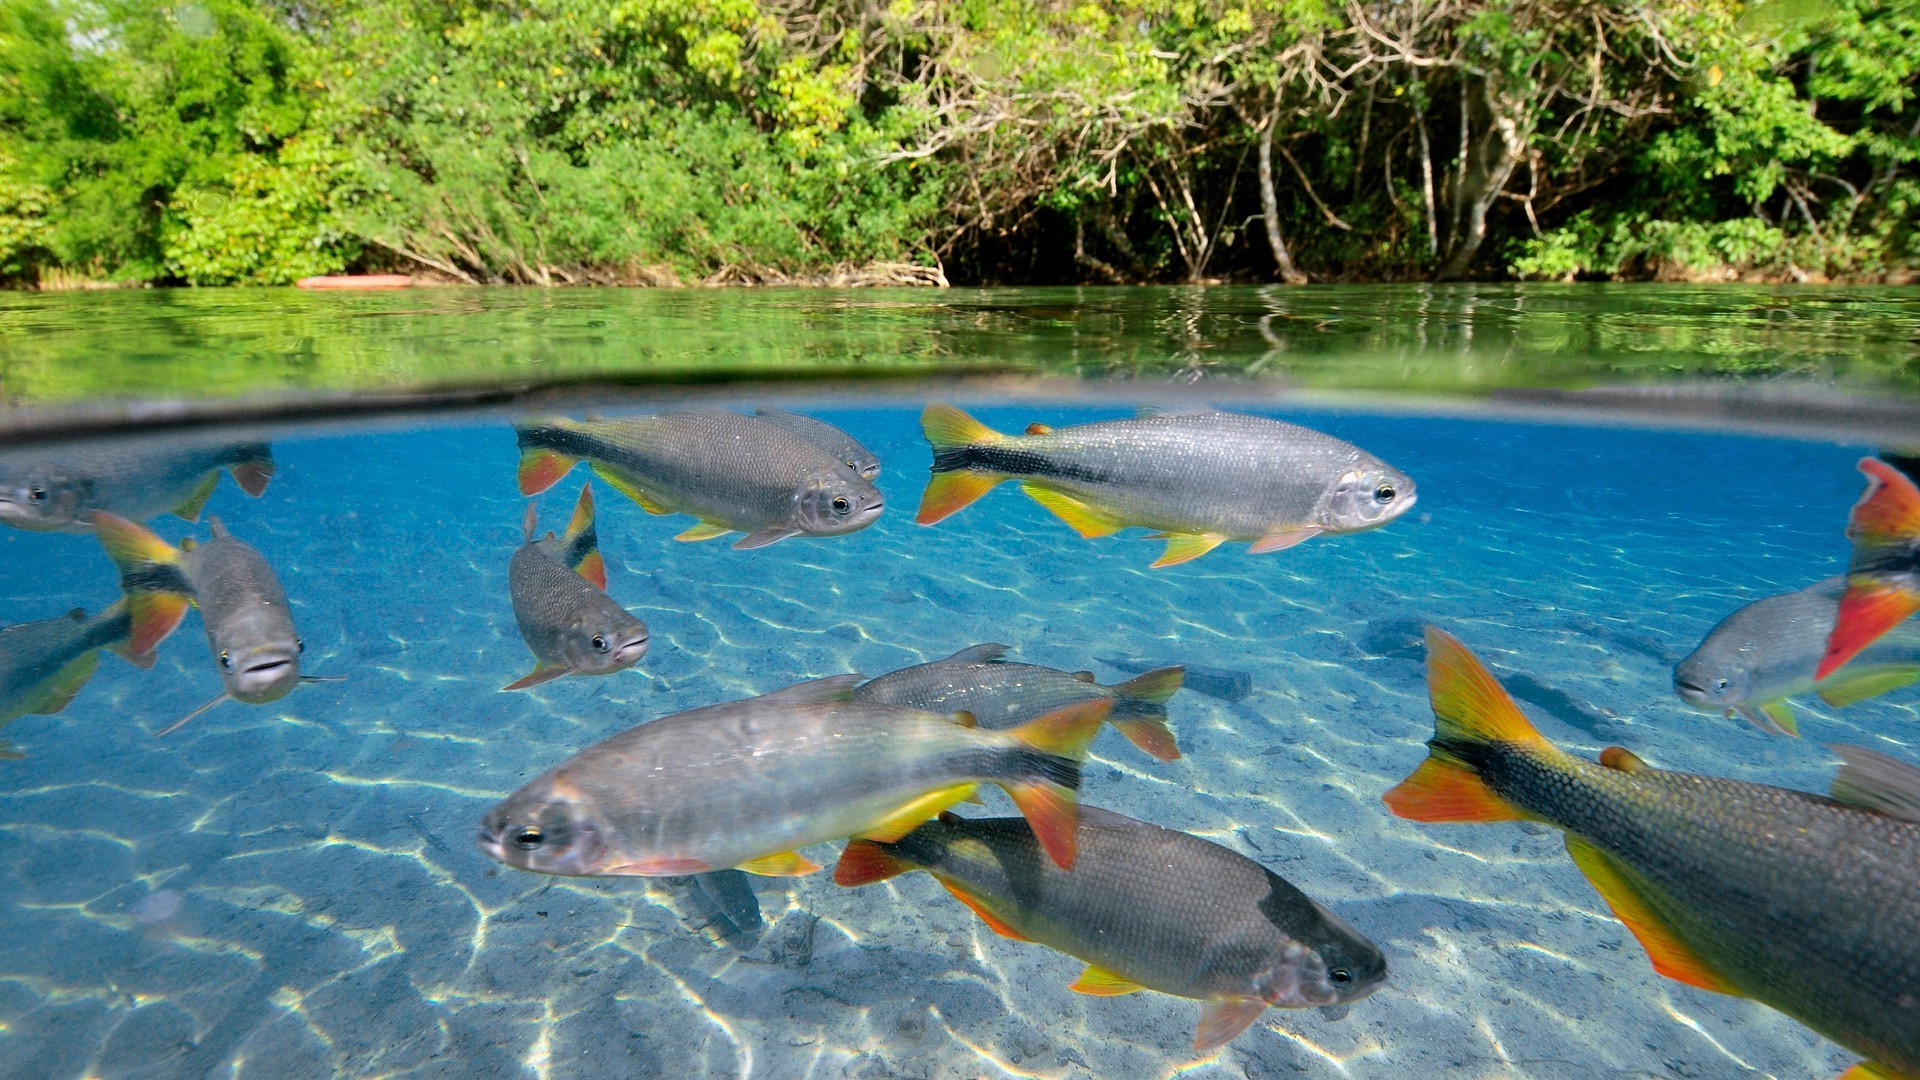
1599,746,1648,773
941,643,1009,664
521,502,538,544
756,674,864,704
1828,743,1920,824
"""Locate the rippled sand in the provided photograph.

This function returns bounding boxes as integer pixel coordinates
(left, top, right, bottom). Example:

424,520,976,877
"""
0,405,1899,1078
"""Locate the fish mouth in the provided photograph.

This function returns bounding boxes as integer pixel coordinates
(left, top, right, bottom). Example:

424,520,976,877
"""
613,635,650,664
475,828,506,863
1671,678,1715,708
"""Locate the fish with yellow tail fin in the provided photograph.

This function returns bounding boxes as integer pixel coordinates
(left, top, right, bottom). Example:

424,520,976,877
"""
477,679,1110,879
915,405,1414,567
1820,458,1920,682
834,807,1386,1054
503,483,649,691
0,603,153,758
1387,626,1920,1079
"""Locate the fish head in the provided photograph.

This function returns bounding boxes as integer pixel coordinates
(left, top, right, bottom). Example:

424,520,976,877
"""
1255,906,1389,1011
477,778,610,876
216,633,304,704
1319,461,1416,534
0,463,85,531
792,475,884,535
1672,652,1746,711
560,610,650,676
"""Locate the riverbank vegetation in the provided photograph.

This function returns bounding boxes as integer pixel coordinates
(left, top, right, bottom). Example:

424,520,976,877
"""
2,0,1914,287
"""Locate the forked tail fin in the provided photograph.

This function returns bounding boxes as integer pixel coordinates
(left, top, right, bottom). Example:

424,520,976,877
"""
514,419,582,495
92,512,194,657
560,483,606,590
1819,458,1920,680
1382,627,1555,823
917,404,1009,524
993,698,1111,870
1108,666,1184,761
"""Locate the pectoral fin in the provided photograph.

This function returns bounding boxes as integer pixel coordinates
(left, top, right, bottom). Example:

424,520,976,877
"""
1735,701,1798,737
1816,667,1920,708
1019,484,1123,538
502,665,571,692
1564,835,1740,995
1194,997,1268,1053
732,527,799,550
1068,965,1144,996
1150,533,1225,568
735,850,820,877
675,521,733,542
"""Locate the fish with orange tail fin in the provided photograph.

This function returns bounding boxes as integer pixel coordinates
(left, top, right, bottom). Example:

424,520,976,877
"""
503,484,649,691
0,602,151,758
835,807,1385,1054
915,405,1414,568
1819,458,1920,681
1387,627,1920,1080
477,680,1110,879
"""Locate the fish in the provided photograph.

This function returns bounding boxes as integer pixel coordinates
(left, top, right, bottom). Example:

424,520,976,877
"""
914,405,1415,567
660,870,765,950
834,806,1387,1053
1676,576,1920,736
94,511,324,735
504,484,649,691
1100,655,1252,702
0,436,273,533
514,413,883,549
1385,626,1920,1080
853,643,1184,761
0,603,151,758
1820,458,1920,682
753,407,880,480
476,676,1111,879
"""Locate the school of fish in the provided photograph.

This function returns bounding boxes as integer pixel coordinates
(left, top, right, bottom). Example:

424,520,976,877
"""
3,405,1916,1075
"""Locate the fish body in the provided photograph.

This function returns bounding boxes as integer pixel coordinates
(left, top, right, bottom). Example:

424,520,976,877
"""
853,643,1184,761
1389,628,1920,1080
505,484,648,690
477,678,1110,878
0,604,142,757
94,512,305,712
915,405,1414,567
514,414,883,549
753,408,880,479
1821,458,1920,681
1675,576,1920,735
835,807,1387,1053
0,437,272,532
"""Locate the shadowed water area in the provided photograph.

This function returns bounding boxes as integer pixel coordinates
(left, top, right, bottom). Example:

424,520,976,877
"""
1,285,1918,1080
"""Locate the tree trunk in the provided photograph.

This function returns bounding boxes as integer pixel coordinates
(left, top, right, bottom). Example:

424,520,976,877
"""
1437,79,1531,280
1256,115,1308,284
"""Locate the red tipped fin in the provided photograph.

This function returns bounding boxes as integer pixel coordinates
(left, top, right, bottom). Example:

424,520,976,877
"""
1111,718,1181,762
1599,746,1648,773
916,471,1003,525
1564,835,1740,995
1024,422,1054,435
1019,484,1123,538
170,472,220,522
1424,627,1550,750
1383,753,1529,823
1846,458,1920,544
92,513,192,656
833,839,914,886
228,453,275,497
1001,778,1079,870
735,850,820,877
1008,698,1110,761
1194,997,1268,1053
1819,581,1920,681
1069,965,1144,996
565,483,596,539
517,448,577,496
937,878,1030,941
573,550,607,591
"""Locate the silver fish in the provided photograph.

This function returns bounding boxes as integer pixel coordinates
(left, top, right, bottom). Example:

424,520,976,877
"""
504,484,648,690
515,413,883,549
853,643,1184,760
477,677,1111,878
754,408,880,479
1675,576,1920,736
0,436,272,532
0,604,147,758
917,405,1415,566
95,512,317,735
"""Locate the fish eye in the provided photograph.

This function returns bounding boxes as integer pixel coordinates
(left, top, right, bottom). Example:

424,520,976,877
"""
591,635,609,652
1329,968,1353,984
832,496,850,514
296,638,305,653
27,486,45,502
1373,483,1396,502
1712,678,1729,692
514,826,544,850
219,651,232,669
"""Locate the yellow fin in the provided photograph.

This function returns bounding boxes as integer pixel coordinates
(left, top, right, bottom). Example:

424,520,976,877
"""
858,784,979,843
921,403,1002,449
1564,835,1741,996
1024,422,1054,435
1817,667,1920,708
735,850,820,877
1754,700,1800,737
1019,484,1123,538
24,652,100,716
170,471,220,522
916,470,1004,525
591,463,670,514
1599,746,1648,773
1150,532,1225,568
1068,965,1144,996
1837,1062,1911,1080
675,521,733,542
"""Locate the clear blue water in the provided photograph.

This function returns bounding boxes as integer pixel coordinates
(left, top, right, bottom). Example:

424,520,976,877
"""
0,400,1904,1079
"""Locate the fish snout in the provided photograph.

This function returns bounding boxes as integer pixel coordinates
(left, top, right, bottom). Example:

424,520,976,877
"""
612,632,650,665
223,646,303,702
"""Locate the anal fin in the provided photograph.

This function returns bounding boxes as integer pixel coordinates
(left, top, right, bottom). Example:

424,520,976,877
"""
1069,965,1144,996
591,464,671,514
858,784,978,843
1564,834,1740,995
735,850,820,877
1018,484,1123,538
675,522,733,542
936,877,1029,941
1817,667,1920,708
1150,532,1225,568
